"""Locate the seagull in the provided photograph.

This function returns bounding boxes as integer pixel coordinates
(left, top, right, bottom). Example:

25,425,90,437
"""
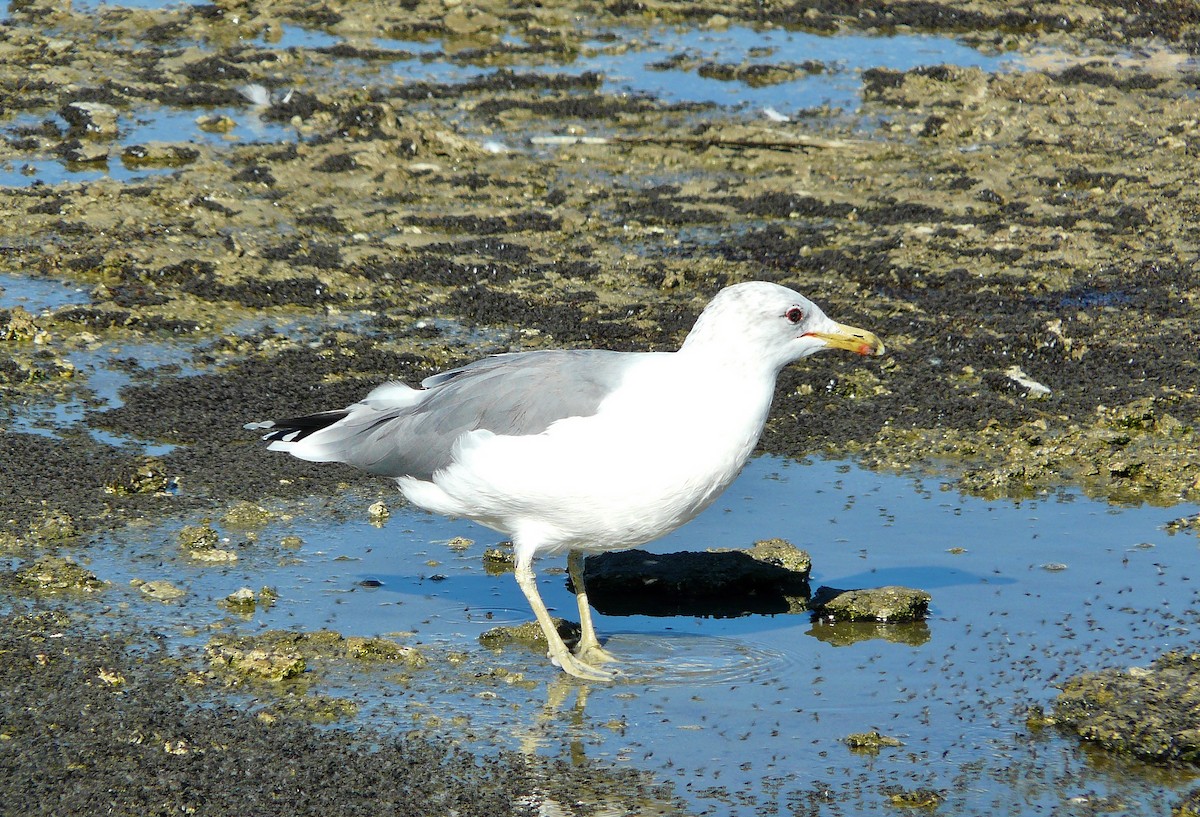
248,281,884,680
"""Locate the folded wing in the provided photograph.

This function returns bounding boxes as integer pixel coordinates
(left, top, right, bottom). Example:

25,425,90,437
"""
249,349,635,480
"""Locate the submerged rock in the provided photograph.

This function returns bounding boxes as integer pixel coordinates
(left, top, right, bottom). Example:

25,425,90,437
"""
259,693,360,724
207,642,306,683
135,579,185,602
13,555,103,592
811,586,931,623
479,618,579,652
346,636,427,668
842,730,905,754
581,538,811,617
59,140,109,165
1176,787,1200,817
1166,513,1200,535
1051,651,1200,764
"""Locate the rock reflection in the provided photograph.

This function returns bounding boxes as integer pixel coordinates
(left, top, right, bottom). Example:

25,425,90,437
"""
806,619,931,647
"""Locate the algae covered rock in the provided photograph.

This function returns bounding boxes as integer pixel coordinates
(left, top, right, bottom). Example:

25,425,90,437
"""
178,523,237,562
1,306,42,341
220,501,273,529
883,786,943,809
28,509,79,543
13,555,103,592
346,636,427,668
482,546,515,574
207,628,428,682
218,586,277,614
1051,651,1200,764
842,730,904,754
367,501,390,523
811,585,931,623
120,142,199,167
207,642,307,682
135,579,186,602
734,537,813,574
104,456,171,496
480,618,580,652
178,523,219,551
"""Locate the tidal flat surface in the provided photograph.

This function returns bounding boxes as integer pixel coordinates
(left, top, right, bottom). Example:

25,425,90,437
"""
12,456,1196,816
3,0,1200,814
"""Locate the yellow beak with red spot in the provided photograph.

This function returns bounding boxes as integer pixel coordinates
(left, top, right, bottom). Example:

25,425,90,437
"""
806,321,885,357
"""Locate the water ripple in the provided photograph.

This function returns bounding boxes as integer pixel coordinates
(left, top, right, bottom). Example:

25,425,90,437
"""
604,632,802,687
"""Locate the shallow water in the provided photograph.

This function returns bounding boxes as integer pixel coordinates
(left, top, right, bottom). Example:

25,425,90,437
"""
0,105,302,187
372,25,1012,115
0,271,90,313
0,20,1013,187
574,26,1010,113
48,455,1200,815
0,270,375,448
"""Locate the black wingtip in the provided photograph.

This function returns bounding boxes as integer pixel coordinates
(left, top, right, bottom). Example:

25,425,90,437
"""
248,410,350,443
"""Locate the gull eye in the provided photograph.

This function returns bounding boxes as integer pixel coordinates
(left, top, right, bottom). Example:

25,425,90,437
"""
785,307,804,324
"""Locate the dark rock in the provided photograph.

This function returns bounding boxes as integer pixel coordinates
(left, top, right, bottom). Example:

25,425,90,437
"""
582,539,811,617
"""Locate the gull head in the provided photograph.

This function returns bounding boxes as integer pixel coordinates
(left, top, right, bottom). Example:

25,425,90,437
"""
681,281,885,370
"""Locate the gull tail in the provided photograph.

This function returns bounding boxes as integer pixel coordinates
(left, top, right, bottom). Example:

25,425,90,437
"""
245,410,353,462
246,380,424,469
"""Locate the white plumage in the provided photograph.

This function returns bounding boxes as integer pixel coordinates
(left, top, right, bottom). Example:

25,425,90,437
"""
250,281,884,679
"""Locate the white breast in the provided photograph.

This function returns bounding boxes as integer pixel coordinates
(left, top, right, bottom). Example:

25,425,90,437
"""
397,353,777,559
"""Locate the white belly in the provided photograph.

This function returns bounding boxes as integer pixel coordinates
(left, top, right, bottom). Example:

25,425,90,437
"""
397,354,775,560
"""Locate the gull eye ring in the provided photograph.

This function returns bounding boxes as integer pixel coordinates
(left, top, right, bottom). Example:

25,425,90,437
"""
785,307,804,324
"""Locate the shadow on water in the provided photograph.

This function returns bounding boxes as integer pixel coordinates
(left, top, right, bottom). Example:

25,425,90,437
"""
820,563,1014,589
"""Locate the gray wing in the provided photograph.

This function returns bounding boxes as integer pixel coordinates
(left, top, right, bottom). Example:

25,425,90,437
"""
312,349,638,479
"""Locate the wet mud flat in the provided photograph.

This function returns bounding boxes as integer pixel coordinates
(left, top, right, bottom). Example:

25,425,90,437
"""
0,607,680,817
1,0,1200,814
0,0,1197,523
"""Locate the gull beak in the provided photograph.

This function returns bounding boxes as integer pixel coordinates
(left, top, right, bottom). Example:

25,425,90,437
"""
807,322,885,357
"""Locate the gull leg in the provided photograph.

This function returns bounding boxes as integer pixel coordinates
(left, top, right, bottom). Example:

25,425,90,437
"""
513,553,613,682
568,550,617,665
